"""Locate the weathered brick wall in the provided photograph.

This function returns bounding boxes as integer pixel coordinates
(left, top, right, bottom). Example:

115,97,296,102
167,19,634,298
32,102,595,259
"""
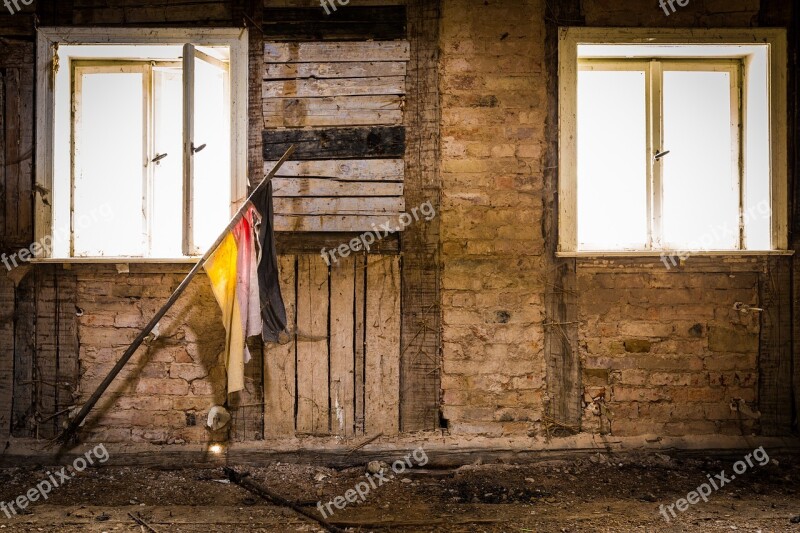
75,266,227,444
439,0,547,436
578,260,761,437
438,0,779,439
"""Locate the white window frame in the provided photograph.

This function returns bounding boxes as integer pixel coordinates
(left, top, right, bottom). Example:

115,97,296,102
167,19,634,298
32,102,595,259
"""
558,28,789,256
34,27,248,261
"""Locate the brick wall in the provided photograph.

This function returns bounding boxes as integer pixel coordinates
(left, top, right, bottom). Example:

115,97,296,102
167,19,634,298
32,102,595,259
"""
75,266,227,444
438,0,783,439
439,0,548,436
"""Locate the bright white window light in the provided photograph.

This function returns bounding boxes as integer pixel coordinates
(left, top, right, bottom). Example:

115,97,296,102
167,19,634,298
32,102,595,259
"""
150,67,184,257
191,57,231,254
662,70,738,249
73,70,146,257
577,69,648,250
51,43,234,259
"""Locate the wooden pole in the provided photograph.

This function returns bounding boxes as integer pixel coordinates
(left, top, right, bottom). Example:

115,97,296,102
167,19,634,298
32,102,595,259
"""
223,467,346,533
56,146,295,445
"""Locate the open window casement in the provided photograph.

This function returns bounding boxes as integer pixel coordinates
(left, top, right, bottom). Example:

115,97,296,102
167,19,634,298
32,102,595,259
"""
182,44,231,256
35,28,247,261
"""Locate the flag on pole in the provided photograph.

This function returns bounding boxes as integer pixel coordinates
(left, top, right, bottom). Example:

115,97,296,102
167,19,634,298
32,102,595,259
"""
204,182,287,393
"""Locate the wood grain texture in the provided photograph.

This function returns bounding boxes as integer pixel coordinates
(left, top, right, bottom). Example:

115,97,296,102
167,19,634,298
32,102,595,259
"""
267,159,404,182
272,178,403,197
274,214,403,233
353,253,367,435
274,197,405,216
262,6,406,41
329,255,355,437
265,62,406,80
263,97,403,128
265,41,410,63
759,256,794,435
265,255,297,437
263,76,405,98
364,255,401,435
295,254,330,435
263,126,405,160
400,0,442,431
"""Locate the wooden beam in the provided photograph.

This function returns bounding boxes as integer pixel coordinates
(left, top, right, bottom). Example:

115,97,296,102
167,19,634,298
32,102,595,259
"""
272,178,403,198
274,197,405,216
267,159,404,182
265,41,410,63
263,77,405,98
274,215,404,233
263,126,405,160
265,62,406,80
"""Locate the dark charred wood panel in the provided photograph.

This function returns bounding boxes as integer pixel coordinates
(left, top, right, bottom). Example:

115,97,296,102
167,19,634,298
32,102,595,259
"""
263,6,406,41
263,126,405,160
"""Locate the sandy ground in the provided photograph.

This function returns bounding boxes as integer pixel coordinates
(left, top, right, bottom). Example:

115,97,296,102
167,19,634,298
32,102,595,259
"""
0,452,798,532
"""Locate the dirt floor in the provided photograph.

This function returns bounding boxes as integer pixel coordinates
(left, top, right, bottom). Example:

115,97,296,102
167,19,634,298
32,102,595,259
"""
0,451,798,532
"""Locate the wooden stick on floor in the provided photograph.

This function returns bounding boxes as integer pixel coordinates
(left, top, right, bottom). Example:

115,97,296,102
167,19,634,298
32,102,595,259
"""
223,467,346,533
54,146,296,446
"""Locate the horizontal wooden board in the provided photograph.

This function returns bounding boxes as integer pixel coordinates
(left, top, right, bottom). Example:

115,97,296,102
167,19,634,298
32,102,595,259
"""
272,178,403,197
263,96,403,128
263,6,406,23
274,197,405,216
265,159,404,182
265,62,406,80
263,126,405,160
265,41,410,63
263,76,405,98
274,214,405,233
276,232,399,254
262,6,406,41
263,22,406,42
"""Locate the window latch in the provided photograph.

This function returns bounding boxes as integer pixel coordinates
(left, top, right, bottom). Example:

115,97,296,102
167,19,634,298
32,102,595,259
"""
192,143,207,154
654,150,670,161
151,153,168,165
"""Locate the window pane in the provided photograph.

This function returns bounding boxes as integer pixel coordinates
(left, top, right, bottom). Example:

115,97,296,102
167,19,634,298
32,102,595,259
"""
662,70,738,249
192,58,231,253
151,68,183,257
577,69,648,250
73,71,145,256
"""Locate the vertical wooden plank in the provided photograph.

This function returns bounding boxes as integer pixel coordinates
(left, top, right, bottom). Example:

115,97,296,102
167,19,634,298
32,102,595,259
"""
0,276,14,436
55,268,79,435
4,69,20,242
365,255,401,435
265,255,297,437
0,69,6,244
34,266,58,439
296,254,329,435
329,255,355,437
758,256,793,435
17,66,33,246
401,0,442,431
353,254,366,435
12,269,35,437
